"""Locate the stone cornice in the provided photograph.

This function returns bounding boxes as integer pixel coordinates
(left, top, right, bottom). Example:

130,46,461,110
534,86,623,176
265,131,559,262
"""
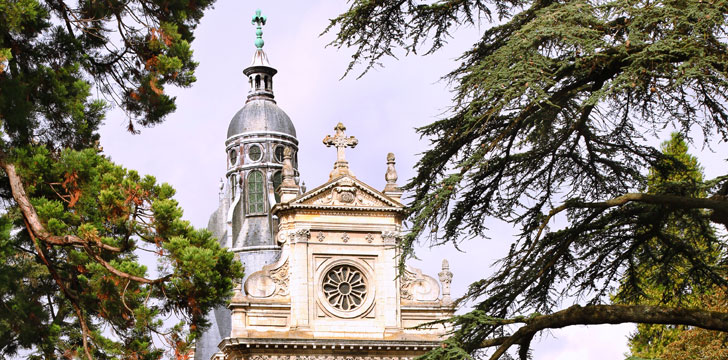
219,337,442,353
272,175,406,217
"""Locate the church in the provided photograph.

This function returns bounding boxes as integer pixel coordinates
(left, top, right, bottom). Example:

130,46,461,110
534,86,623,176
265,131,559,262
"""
194,10,454,360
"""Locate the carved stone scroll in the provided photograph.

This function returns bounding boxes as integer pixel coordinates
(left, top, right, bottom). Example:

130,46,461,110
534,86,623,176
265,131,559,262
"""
244,238,291,298
245,259,289,298
400,266,440,302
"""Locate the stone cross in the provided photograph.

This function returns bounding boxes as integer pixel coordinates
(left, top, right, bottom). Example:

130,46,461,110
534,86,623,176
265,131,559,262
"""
322,122,358,179
251,9,267,49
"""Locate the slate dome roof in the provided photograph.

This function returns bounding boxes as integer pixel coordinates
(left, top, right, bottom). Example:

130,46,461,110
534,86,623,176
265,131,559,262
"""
227,99,296,139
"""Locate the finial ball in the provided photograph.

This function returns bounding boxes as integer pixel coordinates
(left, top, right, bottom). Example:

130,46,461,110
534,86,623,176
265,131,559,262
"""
251,9,267,49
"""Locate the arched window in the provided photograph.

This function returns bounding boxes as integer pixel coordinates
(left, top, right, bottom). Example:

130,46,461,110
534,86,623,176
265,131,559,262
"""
230,174,237,199
247,171,265,214
255,75,261,90
229,148,238,166
272,171,282,203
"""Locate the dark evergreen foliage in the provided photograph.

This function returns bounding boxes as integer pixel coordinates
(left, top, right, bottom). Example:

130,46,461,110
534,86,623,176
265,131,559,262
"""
0,1,244,358
614,133,719,359
326,1,728,358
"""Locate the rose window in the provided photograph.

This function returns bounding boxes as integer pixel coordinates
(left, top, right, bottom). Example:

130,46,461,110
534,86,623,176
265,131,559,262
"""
322,265,367,311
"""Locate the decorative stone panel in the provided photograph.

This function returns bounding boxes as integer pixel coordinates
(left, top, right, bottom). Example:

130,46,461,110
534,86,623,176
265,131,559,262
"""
242,356,416,360
315,257,376,319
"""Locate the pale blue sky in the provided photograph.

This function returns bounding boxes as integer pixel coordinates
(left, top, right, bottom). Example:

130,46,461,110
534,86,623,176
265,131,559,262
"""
98,2,727,359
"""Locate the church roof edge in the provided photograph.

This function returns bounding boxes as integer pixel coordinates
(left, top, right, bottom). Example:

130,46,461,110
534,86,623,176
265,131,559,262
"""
271,175,406,216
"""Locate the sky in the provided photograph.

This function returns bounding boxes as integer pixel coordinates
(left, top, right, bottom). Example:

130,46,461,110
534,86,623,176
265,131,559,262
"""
97,1,727,359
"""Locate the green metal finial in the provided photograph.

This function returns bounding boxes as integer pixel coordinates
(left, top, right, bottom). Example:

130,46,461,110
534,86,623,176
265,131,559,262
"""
251,9,267,49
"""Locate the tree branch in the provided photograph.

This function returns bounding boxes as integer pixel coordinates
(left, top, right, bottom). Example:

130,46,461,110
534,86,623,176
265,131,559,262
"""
481,304,728,359
26,219,93,360
0,151,166,285
0,154,122,252
538,193,728,240
84,244,168,284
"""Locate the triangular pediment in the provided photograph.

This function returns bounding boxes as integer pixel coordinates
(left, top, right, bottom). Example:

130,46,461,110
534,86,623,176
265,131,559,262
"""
290,175,403,210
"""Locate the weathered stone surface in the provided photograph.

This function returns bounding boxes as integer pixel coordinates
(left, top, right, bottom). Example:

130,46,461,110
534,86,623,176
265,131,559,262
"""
199,24,455,360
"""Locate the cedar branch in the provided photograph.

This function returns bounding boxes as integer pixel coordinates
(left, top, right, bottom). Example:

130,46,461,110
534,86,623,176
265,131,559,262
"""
482,304,728,360
537,193,728,241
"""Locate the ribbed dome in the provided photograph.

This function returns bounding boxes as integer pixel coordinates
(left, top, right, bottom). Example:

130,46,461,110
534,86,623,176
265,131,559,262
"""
227,99,296,138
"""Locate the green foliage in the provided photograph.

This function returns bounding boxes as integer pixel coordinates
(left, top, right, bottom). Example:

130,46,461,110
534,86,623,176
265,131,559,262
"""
327,0,728,358
615,133,719,359
1,146,243,359
661,287,728,360
0,0,215,149
0,1,245,358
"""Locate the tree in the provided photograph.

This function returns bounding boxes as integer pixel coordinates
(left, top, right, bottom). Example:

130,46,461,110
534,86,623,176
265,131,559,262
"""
0,1,243,359
612,133,719,359
326,1,728,359
662,287,728,360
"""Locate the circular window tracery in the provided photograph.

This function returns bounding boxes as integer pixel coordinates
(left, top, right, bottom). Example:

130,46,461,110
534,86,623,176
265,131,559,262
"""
248,144,262,162
322,265,367,311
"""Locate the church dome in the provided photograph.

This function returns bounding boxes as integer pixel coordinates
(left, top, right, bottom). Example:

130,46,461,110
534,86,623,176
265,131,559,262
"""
227,100,296,138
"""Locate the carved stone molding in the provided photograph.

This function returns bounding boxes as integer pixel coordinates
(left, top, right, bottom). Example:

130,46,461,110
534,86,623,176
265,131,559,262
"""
293,229,311,243
365,234,374,243
311,184,380,208
381,231,398,245
317,232,326,242
244,250,290,299
342,233,350,243
400,266,440,302
245,356,416,360
269,260,290,297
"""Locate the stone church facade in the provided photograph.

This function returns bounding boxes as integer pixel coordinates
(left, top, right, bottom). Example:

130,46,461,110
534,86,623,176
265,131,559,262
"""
194,11,454,360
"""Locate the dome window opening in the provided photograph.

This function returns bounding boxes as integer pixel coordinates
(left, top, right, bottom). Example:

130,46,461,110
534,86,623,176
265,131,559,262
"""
248,144,263,162
274,145,285,163
263,75,269,91
230,174,237,199
255,75,261,90
272,170,282,203
229,148,238,166
247,170,265,214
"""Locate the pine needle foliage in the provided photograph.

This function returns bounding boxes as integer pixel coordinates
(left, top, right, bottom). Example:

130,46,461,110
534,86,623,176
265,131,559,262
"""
326,0,728,358
0,1,246,358
1,147,243,359
615,133,719,360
